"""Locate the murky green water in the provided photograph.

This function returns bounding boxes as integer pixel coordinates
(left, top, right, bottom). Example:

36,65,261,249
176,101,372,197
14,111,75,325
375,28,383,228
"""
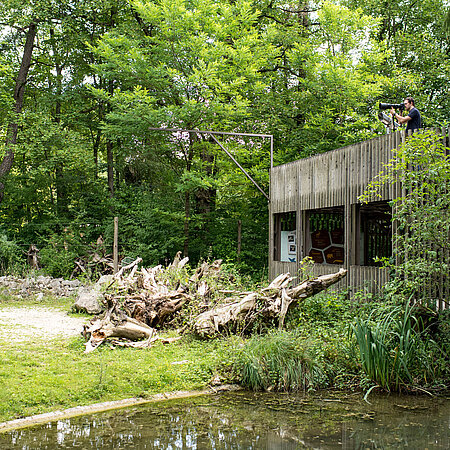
1,391,449,448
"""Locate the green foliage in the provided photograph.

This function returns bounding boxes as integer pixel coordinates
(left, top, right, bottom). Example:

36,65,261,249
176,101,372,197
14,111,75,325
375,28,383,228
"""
288,291,350,327
351,300,450,392
39,230,87,279
351,303,416,391
109,186,185,266
231,288,373,393
445,8,450,35
0,232,24,274
284,291,363,387
282,286,449,392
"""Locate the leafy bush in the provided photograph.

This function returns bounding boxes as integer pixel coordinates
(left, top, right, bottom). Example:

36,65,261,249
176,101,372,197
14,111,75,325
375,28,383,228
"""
0,233,25,274
286,290,353,327
39,230,86,279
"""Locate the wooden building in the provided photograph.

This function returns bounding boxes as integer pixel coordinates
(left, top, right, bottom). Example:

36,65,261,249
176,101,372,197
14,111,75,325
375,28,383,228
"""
269,129,449,305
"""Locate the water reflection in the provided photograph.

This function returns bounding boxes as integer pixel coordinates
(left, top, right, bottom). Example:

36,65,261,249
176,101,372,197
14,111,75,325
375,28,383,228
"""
1,391,449,448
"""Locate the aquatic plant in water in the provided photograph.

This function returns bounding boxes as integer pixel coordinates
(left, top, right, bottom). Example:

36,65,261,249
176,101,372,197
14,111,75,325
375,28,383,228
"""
351,302,418,392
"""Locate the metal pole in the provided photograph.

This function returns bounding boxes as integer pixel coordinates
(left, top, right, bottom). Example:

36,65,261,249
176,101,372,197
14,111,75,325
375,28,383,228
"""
148,127,272,139
208,133,270,201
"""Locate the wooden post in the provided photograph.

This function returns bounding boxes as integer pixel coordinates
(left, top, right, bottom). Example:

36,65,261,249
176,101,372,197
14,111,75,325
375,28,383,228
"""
113,216,119,274
237,219,242,263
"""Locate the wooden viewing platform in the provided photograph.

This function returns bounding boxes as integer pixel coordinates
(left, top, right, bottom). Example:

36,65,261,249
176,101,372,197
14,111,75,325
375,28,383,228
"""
269,128,450,309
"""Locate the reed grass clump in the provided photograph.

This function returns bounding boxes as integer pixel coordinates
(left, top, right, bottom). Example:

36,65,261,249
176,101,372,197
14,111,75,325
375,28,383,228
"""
234,330,324,391
351,303,419,391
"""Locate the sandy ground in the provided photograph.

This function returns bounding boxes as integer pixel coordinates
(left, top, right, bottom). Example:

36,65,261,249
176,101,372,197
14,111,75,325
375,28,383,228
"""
0,306,88,342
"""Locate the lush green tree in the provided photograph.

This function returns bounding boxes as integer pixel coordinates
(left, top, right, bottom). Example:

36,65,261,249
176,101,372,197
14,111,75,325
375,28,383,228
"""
243,1,392,159
343,0,450,127
0,1,133,269
90,0,277,260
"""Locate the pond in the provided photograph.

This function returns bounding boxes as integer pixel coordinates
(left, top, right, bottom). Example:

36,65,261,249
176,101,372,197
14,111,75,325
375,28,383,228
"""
1,391,448,449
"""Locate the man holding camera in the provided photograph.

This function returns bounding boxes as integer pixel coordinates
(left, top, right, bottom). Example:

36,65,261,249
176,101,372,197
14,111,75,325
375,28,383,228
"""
390,97,421,133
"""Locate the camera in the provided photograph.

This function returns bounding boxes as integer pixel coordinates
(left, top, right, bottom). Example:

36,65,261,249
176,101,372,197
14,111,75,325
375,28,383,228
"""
379,102,405,112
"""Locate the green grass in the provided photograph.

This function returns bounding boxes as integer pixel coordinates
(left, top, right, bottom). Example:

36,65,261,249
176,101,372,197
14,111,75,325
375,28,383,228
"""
0,297,238,423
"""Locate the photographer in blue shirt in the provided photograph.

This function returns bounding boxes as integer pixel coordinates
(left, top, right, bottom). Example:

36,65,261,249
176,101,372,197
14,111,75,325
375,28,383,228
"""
390,97,422,133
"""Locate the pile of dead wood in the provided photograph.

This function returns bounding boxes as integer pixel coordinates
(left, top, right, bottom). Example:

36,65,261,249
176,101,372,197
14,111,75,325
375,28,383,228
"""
25,236,115,279
72,236,115,280
83,253,347,352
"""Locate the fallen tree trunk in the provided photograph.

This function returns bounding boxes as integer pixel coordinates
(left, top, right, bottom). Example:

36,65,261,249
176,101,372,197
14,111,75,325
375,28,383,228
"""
192,268,347,338
84,300,154,353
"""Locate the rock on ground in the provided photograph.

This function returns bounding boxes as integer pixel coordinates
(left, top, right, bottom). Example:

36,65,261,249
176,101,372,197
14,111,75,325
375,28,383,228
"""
73,275,112,314
0,275,81,298
73,285,104,314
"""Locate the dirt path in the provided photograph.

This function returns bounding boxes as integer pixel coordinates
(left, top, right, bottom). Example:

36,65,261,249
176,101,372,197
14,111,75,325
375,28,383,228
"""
0,306,88,342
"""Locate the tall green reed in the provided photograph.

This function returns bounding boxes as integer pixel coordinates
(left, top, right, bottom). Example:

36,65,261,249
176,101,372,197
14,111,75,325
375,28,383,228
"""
351,302,418,391
234,330,324,391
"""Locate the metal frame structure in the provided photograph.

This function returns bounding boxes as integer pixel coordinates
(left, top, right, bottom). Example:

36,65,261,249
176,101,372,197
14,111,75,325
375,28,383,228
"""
148,127,273,201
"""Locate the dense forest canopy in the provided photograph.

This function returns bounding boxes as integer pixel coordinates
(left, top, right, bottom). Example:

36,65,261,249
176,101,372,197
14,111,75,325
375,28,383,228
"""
0,0,449,277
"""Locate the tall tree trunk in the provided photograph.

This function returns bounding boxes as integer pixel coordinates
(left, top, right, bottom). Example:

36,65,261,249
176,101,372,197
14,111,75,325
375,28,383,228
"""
183,133,194,257
0,23,37,203
107,141,114,197
107,80,115,197
183,191,190,258
93,130,101,178
51,35,68,215
195,144,216,249
195,146,216,215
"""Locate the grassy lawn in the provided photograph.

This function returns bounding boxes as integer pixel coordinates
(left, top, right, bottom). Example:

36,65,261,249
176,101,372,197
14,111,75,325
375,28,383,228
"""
0,295,237,423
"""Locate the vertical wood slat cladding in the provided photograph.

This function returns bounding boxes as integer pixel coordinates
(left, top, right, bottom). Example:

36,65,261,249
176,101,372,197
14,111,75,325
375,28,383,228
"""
269,130,448,307
271,134,398,214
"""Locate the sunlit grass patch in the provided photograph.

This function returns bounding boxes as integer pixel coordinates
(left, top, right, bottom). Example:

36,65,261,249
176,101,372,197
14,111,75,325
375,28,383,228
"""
0,330,237,423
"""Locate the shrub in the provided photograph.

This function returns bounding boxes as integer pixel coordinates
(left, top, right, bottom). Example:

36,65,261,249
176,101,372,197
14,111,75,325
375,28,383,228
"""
0,233,25,274
39,230,86,279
